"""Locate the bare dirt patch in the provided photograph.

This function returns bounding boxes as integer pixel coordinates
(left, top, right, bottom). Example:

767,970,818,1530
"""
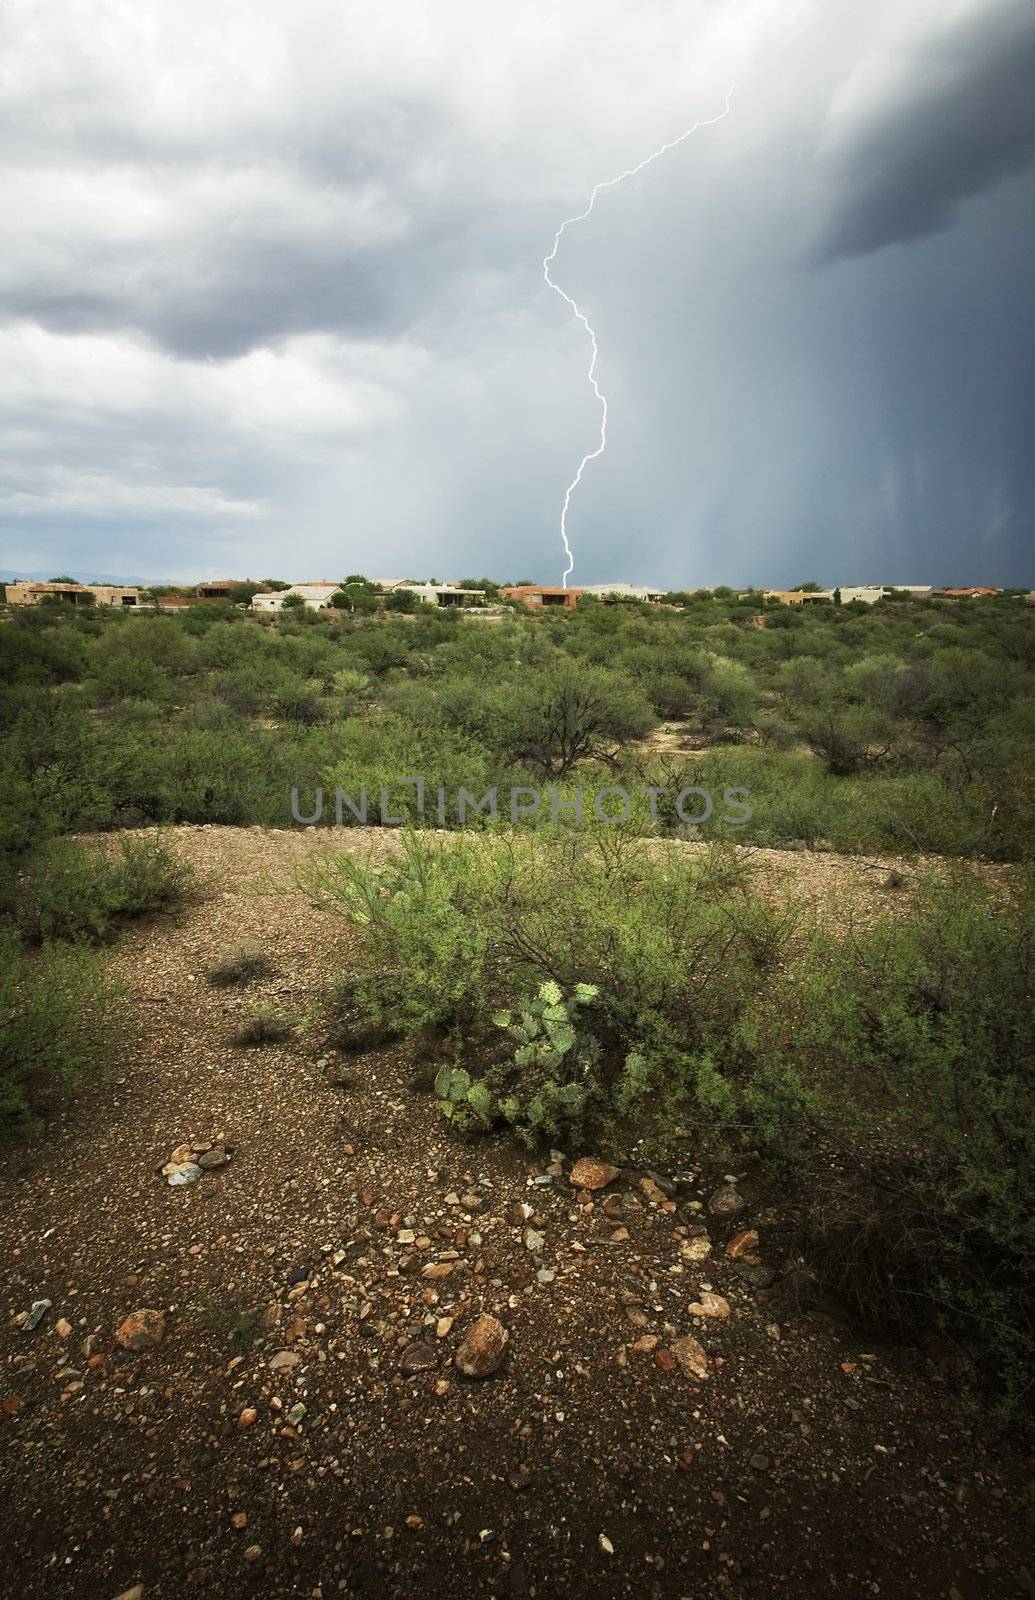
1,826,1030,1600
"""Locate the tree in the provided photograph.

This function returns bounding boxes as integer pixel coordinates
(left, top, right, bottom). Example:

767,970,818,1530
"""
262,578,292,591
48,575,78,584
280,592,307,611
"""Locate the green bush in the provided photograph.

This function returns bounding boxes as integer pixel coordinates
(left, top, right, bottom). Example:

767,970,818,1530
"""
0,929,125,1135
739,869,1035,1413
17,834,197,943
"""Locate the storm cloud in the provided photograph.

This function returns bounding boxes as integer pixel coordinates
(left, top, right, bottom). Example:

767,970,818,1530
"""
1,0,1032,586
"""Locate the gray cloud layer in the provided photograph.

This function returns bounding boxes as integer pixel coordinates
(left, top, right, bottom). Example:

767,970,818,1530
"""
0,0,1032,585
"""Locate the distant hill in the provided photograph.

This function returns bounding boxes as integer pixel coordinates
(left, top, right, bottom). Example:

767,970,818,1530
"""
1,568,165,586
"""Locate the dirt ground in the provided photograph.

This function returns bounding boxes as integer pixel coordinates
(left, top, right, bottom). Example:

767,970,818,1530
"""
1,825,1031,1600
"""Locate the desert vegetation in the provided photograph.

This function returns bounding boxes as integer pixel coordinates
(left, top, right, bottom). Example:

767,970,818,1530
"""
1,588,1033,1416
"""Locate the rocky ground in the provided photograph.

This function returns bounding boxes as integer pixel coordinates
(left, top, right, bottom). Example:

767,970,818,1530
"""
1,825,1032,1600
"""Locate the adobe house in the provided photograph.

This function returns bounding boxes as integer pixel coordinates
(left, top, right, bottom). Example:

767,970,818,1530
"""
499,585,583,610
196,581,237,600
4,580,140,607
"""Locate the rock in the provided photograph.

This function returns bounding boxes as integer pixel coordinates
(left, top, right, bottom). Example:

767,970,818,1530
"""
569,1157,620,1191
243,1545,263,1563
750,1454,770,1471
435,1316,454,1338
645,1169,677,1197
115,1310,165,1351
54,1317,73,1340
630,1335,658,1353
422,1262,455,1280
670,1335,710,1380
238,1408,258,1428
680,1235,712,1262
523,1228,544,1253
197,1148,228,1170
733,1262,777,1289
688,1292,731,1320
23,1299,51,1333
169,1143,193,1164
166,1162,202,1187
455,1315,508,1379
268,1349,300,1372
113,1587,145,1600
508,1467,532,1491
399,1341,438,1374
599,1534,614,1555
707,1184,745,1218
287,1402,307,1424
640,1178,667,1205
725,1229,759,1259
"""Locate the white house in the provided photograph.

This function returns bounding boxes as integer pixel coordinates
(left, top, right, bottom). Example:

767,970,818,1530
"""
251,582,340,612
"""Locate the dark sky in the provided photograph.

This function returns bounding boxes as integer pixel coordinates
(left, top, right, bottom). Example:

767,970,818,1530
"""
1,0,1033,586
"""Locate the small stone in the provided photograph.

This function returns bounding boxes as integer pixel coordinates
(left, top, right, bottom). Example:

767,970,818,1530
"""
631,1335,658,1353
523,1229,545,1253
238,1407,258,1428
243,1544,263,1563
166,1162,202,1187
197,1148,228,1170
54,1317,73,1340
435,1317,454,1338
569,1158,620,1191
422,1262,454,1280
508,1466,532,1491
231,1511,248,1528
536,1267,556,1284
707,1184,745,1218
599,1534,614,1555
23,1299,51,1333
750,1453,770,1472
680,1235,712,1262
733,1262,777,1288
269,1349,300,1372
725,1229,759,1259
115,1310,165,1351
688,1292,731,1320
113,1587,145,1600
670,1335,710,1380
455,1315,508,1379
399,1342,438,1374
287,1402,307,1424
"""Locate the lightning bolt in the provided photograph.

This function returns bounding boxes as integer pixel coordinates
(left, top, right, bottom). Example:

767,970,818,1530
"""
543,88,733,586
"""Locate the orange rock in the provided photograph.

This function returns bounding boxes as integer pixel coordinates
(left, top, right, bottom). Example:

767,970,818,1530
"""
725,1230,759,1260
569,1157,620,1191
455,1314,508,1378
115,1309,165,1351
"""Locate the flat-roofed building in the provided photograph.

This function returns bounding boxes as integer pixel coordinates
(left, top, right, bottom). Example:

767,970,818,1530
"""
499,585,583,610
4,580,141,607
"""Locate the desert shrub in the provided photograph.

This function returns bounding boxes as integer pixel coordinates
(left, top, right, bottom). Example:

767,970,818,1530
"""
305,833,492,1033
0,929,125,1134
17,835,197,943
312,829,789,1141
746,870,1035,1413
208,941,272,987
232,1009,295,1046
